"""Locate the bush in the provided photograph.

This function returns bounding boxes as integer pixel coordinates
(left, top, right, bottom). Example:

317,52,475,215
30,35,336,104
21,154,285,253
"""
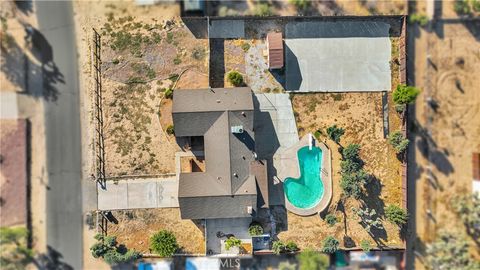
225,237,242,251
409,13,429,26
326,125,344,144
285,241,299,253
454,0,471,15
166,125,174,135
241,42,251,52
393,84,420,105
426,232,480,269
150,230,178,257
395,103,406,114
473,0,480,12
248,223,264,236
289,0,310,11
227,71,244,87
296,248,329,270
90,234,141,265
272,240,285,255
385,205,408,226
388,131,409,154
360,240,372,252
342,144,361,161
321,236,339,254
253,3,273,16
325,214,337,226
340,169,369,199
164,88,173,99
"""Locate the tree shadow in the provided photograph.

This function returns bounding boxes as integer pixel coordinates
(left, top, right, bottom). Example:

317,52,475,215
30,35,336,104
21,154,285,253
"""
35,246,73,270
14,0,33,15
1,24,63,101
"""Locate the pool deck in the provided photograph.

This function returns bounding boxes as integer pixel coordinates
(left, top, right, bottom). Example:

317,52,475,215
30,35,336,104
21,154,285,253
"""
274,134,332,216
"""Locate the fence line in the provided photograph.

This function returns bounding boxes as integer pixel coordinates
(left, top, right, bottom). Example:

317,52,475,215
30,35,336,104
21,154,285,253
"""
92,28,106,190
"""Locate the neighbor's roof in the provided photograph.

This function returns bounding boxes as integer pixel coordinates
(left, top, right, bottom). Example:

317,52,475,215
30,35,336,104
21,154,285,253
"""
0,119,27,227
173,88,261,219
267,32,284,69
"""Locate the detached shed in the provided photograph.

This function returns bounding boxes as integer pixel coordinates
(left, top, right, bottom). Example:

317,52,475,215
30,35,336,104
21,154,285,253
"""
266,32,283,69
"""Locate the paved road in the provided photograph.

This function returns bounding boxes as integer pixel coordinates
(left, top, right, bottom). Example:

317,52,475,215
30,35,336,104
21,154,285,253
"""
35,1,83,269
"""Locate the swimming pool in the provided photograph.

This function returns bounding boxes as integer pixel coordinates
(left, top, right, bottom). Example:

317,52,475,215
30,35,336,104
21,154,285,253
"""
283,146,324,209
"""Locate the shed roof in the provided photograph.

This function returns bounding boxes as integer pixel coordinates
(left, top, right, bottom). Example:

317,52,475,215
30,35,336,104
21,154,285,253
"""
267,32,284,69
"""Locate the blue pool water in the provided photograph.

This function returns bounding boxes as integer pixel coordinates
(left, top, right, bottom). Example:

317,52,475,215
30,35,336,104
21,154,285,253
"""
284,146,324,209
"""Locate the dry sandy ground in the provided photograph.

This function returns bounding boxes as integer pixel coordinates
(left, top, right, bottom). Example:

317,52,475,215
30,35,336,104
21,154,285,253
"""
411,17,480,269
280,92,404,249
107,208,206,255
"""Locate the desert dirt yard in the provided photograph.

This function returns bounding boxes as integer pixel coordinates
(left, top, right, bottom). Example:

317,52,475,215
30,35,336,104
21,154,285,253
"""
75,1,208,177
411,18,480,268
279,91,405,250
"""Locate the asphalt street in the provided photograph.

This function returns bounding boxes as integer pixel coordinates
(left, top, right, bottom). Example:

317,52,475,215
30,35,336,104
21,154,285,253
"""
35,1,83,268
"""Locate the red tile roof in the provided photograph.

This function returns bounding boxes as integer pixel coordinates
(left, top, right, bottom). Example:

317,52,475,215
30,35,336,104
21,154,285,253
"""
0,119,28,227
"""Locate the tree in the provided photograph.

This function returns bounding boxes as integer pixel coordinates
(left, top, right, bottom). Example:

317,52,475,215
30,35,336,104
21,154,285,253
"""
272,240,285,255
454,0,471,15
385,205,408,226
321,236,339,254
227,71,244,86
340,169,369,199
353,207,384,233
149,230,178,257
296,248,329,270
451,195,480,238
253,3,273,16
289,0,310,11
225,237,242,251
342,144,361,161
325,214,337,226
426,232,480,270
326,125,344,144
393,84,420,105
0,227,33,270
360,240,372,252
248,223,264,236
388,131,409,154
90,234,141,265
409,13,429,27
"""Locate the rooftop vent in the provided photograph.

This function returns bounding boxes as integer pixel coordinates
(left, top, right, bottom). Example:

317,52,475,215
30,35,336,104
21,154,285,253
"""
231,125,244,134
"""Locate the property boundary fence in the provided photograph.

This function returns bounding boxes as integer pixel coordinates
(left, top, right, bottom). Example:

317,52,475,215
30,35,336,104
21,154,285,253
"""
92,28,106,190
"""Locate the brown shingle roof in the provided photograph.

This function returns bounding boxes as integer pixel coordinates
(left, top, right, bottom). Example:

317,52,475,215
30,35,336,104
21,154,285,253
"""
267,32,284,69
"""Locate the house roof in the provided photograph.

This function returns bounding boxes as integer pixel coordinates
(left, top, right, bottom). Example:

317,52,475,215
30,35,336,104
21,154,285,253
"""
267,32,284,69
173,88,263,219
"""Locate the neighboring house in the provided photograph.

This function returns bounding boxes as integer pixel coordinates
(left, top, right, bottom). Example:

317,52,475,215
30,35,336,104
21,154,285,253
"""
172,87,268,220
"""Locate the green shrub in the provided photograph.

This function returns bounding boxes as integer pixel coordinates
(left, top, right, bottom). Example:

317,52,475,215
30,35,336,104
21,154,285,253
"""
393,84,420,105
325,214,337,226
272,240,285,255
321,236,339,254
409,13,429,26
164,88,173,99
241,42,251,52
473,0,480,12
279,261,297,270
225,237,242,251
90,234,141,265
326,125,344,144
285,241,299,253
385,205,408,226
360,240,372,252
150,230,178,257
296,248,329,270
313,130,322,140
342,144,361,161
253,3,273,16
227,71,244,87
248,224,264,236
340,171,368,199
166,125,174,135
289,0,310,10
454,0,471,15
395,103,406,114
388,131,409,154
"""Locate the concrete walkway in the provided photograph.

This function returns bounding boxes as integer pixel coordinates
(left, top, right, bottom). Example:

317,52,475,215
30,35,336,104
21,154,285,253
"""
97,177,178,210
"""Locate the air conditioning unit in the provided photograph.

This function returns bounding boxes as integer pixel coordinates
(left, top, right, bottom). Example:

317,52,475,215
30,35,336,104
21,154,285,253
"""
231,125,244,134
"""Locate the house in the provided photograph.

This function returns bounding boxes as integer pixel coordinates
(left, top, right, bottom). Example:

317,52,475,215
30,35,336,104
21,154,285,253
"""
266,32,284,69
172,87,268,220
